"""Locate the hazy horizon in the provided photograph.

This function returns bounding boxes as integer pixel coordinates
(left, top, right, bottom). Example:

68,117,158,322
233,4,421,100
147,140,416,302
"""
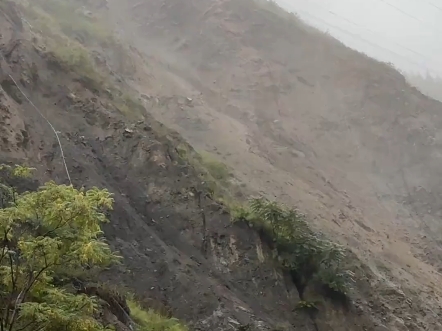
274,0,442,78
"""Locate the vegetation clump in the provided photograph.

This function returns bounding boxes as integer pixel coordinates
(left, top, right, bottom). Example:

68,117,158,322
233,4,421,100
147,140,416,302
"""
16,0,115,46
5,0,142,112
127,299,188,331
175,145,246,208
0,165,118,331
0,165,187,331
199,152,231,182
234,198,354,299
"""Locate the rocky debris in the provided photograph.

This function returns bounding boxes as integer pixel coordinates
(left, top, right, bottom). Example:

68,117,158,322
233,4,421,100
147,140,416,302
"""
140,93,151,101
123,128,134,137
194,306,269,331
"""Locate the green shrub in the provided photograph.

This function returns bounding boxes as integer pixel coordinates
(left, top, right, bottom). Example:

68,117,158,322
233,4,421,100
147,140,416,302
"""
315,268,355,296
49,41,93,71
230,204,252,222
127,300,188,331
238,197,352,298
0,165,188,330
0,165,119,331
46,38,104,91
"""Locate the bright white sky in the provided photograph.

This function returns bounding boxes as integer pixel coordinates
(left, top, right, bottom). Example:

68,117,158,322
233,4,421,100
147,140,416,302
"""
274,0,442,77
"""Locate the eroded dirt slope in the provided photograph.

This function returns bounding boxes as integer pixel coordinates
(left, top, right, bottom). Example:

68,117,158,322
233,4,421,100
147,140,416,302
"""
0,3,316,330
108,0,442,265
0,2,387,331
101,0,442,328
1,0,442,330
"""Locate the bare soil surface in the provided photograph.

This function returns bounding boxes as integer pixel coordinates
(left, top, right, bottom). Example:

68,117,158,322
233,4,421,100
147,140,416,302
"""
1,0,442,330
106,0,442,327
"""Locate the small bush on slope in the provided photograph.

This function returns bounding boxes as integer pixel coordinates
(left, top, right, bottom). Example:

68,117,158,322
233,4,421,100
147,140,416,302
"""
0,165,119,331
234,198,354,299
127,300,188,331
0,166,187,331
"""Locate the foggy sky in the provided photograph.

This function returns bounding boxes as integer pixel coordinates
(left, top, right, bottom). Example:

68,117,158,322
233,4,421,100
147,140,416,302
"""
275,0,442,77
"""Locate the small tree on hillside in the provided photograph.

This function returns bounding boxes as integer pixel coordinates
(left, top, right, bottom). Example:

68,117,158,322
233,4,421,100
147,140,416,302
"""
246,197,352,298
0,165,120,331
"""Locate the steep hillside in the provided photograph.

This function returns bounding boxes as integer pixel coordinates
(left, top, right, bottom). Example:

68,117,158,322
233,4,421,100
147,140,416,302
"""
104,0,442,327
108,0,442,254
0,1,366,330
0,2,311,330
1,0,442,331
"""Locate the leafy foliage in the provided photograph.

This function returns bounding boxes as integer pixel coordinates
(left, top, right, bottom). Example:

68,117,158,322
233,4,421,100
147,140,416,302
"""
0,166,119,331
236,198,353,297
0,166,27,209
127,300,188,331
0,165,34,179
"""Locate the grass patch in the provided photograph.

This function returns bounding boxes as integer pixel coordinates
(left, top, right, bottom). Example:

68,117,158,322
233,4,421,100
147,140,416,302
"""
11,0,106,91
128,300,188,331
30,0,115,46
199,151,231,182
12,0,140,100
234,198,354,301
176,145,245,206
82,284,187,331
47,39,94,72
45,37,105,91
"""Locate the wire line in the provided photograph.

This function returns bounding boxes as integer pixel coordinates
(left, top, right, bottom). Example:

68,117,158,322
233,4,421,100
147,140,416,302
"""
0,52,72,185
